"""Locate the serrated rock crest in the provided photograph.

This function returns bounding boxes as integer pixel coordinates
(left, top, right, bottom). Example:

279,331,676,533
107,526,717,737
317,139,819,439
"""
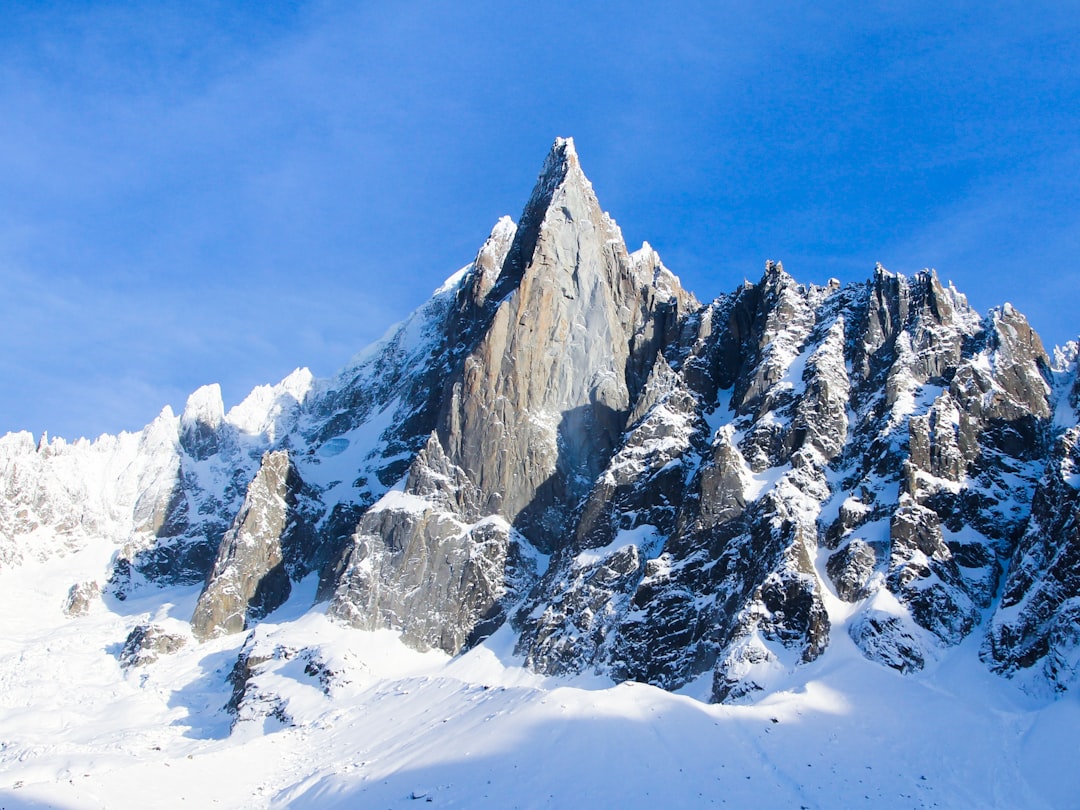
2,140,1079,702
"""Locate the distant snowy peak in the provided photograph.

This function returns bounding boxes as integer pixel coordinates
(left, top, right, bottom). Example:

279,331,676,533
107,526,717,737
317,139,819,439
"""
226,368,314,441
1053,339,1079,373
179,384,225,460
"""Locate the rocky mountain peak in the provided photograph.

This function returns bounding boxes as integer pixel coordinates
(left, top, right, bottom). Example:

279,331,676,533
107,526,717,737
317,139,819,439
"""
535,136,581,195
487,137,603,300
466,216,518,307
179,383,226,461
432,138,693,554
3,138,1080,711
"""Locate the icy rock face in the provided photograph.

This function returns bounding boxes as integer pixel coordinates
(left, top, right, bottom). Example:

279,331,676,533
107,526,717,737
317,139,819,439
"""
179,384,227,461
302,216,518,500
0,414,179,570
983,425,1080,692
327,433,541,653
817,273,1053,674
113,395,247,593
515,354,705,674
515,260,1063,701
191,450,318,640
515,265,839,699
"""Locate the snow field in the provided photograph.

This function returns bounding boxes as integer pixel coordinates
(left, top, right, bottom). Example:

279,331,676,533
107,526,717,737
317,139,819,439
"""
0,531,1076,809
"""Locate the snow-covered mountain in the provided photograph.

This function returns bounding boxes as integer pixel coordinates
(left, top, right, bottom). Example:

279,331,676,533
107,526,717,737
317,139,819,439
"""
2,138,1078,808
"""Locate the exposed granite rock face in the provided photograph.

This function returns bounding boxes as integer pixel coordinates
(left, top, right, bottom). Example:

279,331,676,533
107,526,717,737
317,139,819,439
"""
573,353,705,552
436,138,696,552
328,433,541,653
325,138,696,655
191,450,318,640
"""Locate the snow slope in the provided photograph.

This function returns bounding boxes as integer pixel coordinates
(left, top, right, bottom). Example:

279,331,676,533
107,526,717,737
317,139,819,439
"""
0,528,1075,810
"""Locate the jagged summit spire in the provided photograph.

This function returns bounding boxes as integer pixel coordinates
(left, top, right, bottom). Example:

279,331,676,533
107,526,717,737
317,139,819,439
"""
535,136,582,187
554,135,576,155
543,135,578,170
523,136,591,218
487,136,601,302
427,136,695,554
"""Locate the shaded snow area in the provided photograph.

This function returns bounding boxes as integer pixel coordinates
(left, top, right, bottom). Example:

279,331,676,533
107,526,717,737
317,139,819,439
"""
0,531,1075,810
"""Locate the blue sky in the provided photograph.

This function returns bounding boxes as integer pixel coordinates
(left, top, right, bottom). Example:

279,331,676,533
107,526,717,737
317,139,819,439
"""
2,1,1078,440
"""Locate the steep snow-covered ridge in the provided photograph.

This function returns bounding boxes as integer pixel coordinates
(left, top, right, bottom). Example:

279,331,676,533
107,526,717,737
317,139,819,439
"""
2,136,1080,723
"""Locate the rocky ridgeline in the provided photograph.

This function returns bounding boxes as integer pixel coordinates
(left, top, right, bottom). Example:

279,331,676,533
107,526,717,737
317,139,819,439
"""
1,138,1078,702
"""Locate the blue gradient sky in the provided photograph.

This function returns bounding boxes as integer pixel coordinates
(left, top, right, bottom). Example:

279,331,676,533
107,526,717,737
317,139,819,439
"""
2,1,1078,440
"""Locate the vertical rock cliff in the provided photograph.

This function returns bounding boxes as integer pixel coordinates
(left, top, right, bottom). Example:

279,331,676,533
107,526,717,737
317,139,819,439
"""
327,138,697,650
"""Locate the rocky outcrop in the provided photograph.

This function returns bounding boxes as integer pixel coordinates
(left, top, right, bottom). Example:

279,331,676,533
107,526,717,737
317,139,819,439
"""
190,450,318,640
63,580,100,616
225,627,350,730
327,433,541,653
826,539,878,602
119,623,188,668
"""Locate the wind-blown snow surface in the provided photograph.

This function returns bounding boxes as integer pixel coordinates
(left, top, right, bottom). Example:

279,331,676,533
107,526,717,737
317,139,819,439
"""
0,528,1076,809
